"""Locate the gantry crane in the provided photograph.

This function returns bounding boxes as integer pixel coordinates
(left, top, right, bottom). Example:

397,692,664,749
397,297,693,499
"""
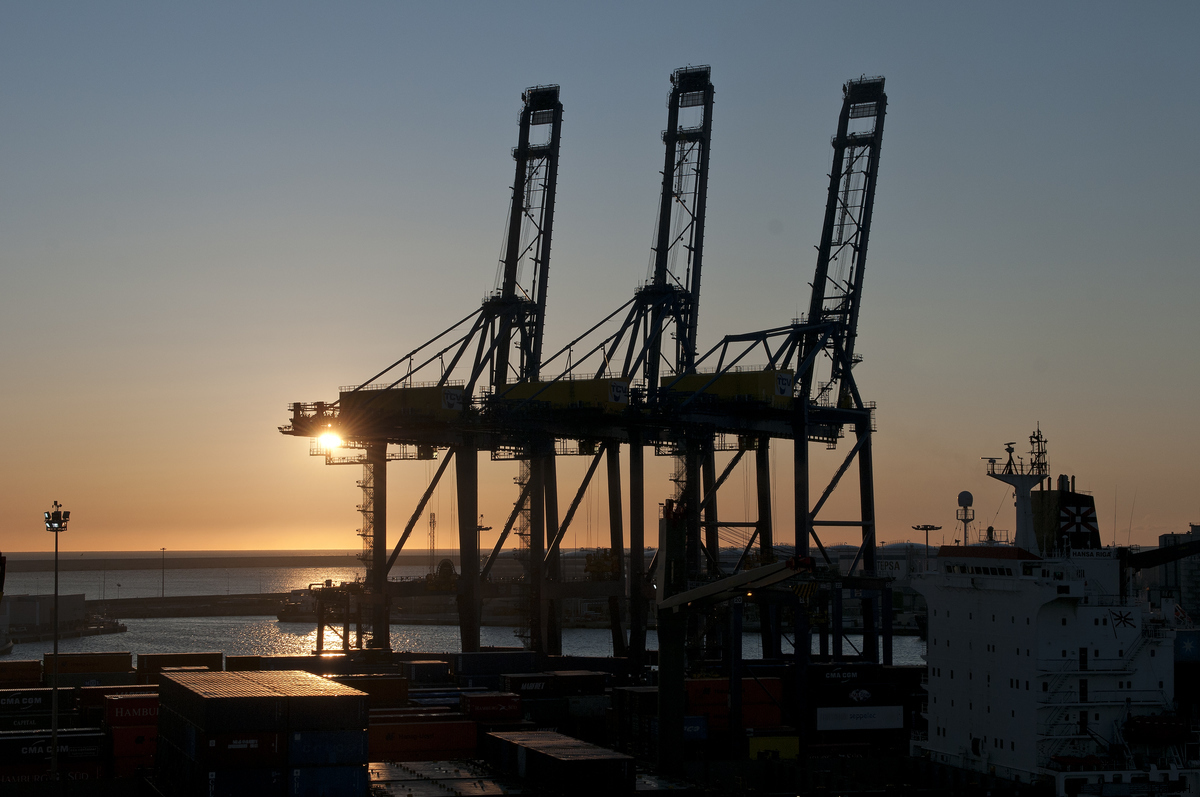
281,84,563,651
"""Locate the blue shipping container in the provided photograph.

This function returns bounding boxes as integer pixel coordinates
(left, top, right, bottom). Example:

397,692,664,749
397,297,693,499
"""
288,730,368,766
288,765,368,797
683,715,708,741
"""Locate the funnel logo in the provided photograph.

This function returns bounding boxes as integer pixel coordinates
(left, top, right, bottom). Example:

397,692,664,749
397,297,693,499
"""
1060,505,1098,535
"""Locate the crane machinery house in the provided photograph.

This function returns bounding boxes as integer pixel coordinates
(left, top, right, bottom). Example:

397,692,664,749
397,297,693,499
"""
912,430,1199,796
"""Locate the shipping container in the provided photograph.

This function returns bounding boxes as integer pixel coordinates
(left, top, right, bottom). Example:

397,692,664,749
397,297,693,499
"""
747,732,799,760
237,671,367,731
566,695,607,720
0,727,104,766
666,369,793,410
339,385,463,423
498,378,630,414
52,670,137,688
684,677,782,708
456,673,502,690
368,720,477,761
288,764,368,797
501,673,553,696
160,705,284,767
548,670,609,696
0,660,42,685
287,729,368,766
329,674,409,708
460,691,521,721
159,672,287,732
111,723,157,757
79,683,157,726
485,731,634,794
224,654,262,671
255,655,353,675
105,693,159,727
199,765,286,797
403,660,451,684
521,697,566,727
0,687,72,715
43,651,132,675
450,651,539,677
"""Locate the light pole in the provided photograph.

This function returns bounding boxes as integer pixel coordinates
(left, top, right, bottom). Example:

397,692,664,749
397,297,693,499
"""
911,524,942,570
161,548,166,598
44,500,70,782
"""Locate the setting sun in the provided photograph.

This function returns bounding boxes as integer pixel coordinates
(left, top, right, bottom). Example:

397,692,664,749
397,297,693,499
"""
317,432,342,450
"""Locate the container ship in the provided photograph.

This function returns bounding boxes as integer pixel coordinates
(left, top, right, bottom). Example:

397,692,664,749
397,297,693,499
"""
912,430,1200,795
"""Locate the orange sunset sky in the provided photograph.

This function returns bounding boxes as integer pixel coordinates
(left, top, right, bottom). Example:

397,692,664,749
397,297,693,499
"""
2,4,1197,554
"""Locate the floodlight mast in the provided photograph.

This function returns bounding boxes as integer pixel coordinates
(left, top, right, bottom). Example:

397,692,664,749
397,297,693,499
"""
44,500,70,782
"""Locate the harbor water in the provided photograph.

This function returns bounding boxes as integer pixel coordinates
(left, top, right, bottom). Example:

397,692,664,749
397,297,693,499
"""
3,564,927,664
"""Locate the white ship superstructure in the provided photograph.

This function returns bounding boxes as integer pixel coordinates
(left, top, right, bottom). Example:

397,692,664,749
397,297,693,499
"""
912,433,1199,795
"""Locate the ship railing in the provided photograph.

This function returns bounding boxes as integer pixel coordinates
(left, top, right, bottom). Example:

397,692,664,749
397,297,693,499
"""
1036,688,1169,706
1080,594,1141,607
1036,659,1139,674
910,730,928,742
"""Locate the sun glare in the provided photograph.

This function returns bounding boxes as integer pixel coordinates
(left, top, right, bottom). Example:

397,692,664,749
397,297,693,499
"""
318,432,343,450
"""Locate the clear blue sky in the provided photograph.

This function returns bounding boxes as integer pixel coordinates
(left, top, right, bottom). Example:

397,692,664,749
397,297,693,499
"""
2,3,1197,551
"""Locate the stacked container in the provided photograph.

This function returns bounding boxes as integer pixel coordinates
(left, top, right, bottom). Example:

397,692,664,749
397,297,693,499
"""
241,671,369,796
156,670,367,797
485,730,634,795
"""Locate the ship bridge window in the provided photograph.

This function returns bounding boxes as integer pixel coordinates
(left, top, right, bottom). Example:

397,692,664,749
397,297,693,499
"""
1062,618,1067,626
1103,617,1108,626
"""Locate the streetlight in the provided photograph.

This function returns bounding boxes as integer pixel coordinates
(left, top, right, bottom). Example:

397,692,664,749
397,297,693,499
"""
161,548,166,598
911,524,942,570
43,500,70,782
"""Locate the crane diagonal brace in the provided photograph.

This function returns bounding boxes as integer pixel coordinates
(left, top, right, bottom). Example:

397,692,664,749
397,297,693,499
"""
385,448,456,573
544,445,606,565
481,478,534,580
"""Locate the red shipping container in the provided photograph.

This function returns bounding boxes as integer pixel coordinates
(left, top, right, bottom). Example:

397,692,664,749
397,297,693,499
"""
111,724,157,758
685,678,783,709
460,692,521,721
112,755,154,779
369,720,477,760
79,684,157,712
105,694,159,727
742,704,783,729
